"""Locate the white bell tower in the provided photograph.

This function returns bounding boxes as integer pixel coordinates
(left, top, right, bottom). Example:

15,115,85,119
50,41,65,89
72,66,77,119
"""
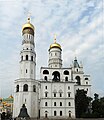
13,17,39,119
48,35,62,68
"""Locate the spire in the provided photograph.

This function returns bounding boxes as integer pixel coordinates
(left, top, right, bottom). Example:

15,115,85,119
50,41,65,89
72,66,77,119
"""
49,34,61,49
27,12,31,23
54,34,57,43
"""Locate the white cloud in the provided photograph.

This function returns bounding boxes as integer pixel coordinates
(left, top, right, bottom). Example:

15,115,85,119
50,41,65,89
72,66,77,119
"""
0,0,103,97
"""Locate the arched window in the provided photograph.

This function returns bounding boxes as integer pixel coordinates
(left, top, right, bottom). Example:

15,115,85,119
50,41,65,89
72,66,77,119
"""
43,70,49,74
26,69,27,73
33,85,36,92
75,76,81,85
60,111,62,116
64,70,69,75
45,111,48,118
54,111,57,116
68,102,71,106
44,76,47,81
16,85,19,92
31,56,33,61
69,111,71,117
65,76,68,81
85,78,88,80
45,102,47,106
26,55,28,60
23,84,28,92
52,71,60,82
60,102,62,106
21,56,23,61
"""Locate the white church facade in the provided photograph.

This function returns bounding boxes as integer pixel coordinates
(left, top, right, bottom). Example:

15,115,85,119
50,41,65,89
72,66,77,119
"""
13,17,91,119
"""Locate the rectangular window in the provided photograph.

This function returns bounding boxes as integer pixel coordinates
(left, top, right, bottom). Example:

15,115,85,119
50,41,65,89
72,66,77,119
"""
60,102,62,106
45,86,47,89
54,111,57,116
68,93,70,97
45,102,47,106
68,86,70,90
60,111,62,116
54,102,56,106
69,102,71,106
54,93,56,97
60,93,62,97
45,93,47,97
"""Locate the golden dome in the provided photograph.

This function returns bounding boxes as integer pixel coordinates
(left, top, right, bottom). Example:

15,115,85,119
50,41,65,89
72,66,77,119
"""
50,35,61,49
9,95,13,99
22,17,34,31
50,42,61,49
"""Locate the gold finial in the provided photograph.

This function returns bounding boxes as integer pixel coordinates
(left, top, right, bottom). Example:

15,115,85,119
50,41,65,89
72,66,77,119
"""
54,34,57,43
27,12,31,23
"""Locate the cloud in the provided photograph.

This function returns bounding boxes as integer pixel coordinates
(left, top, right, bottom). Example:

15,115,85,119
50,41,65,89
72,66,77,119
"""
0,0,103,97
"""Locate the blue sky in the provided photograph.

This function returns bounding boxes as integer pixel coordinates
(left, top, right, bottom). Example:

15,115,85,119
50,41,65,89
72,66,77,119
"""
0,0,103,98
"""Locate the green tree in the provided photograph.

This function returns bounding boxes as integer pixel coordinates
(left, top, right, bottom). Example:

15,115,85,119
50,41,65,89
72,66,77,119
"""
75,89,92,118
92,94,104,118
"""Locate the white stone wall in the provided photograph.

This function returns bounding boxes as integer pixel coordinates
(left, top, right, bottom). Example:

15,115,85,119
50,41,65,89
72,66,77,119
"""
13,79,39,118
40,79,76,118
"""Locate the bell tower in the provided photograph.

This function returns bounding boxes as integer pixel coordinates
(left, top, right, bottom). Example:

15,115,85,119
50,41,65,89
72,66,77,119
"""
48,35,62,68
13,17,38,119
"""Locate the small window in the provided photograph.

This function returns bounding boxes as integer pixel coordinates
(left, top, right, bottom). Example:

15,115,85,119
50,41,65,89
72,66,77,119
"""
54,102,56,106
26,69,27,73
60,93,62,97
60,111,62,116
27,48,28,50
68,86,70,90
77,69,78,72
65,77,68,81
16,85,19,92
55,53,57,56
45,86,47,89
43,70,49,74
68,102,71,106
26,55,28,60
44,76,47,81
23,84,28,92
54,111,57,116
69,111,71,117
64,70,69,75
86,82,88,84
54,93,56,97
45,92,47,97
68,93,70,97
85,78,88,80
33,85,36,92
31,56,33,61
60,102,62,106
45,102,47,106
21,56,23,61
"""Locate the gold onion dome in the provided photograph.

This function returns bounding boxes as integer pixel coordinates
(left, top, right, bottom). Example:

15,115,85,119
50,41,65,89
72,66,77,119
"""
22,17,34,32
50,35,61,49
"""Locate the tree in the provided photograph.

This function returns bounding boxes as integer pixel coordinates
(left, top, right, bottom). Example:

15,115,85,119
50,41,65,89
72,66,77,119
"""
92,94,104,118
75,89,92,118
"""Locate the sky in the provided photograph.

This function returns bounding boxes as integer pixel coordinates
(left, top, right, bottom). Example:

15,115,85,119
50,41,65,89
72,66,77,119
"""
0,0,103,98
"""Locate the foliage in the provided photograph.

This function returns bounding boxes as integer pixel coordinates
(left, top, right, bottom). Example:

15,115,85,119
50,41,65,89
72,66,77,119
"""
75,89,92,118
75,91,104,118
92,94,104,118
